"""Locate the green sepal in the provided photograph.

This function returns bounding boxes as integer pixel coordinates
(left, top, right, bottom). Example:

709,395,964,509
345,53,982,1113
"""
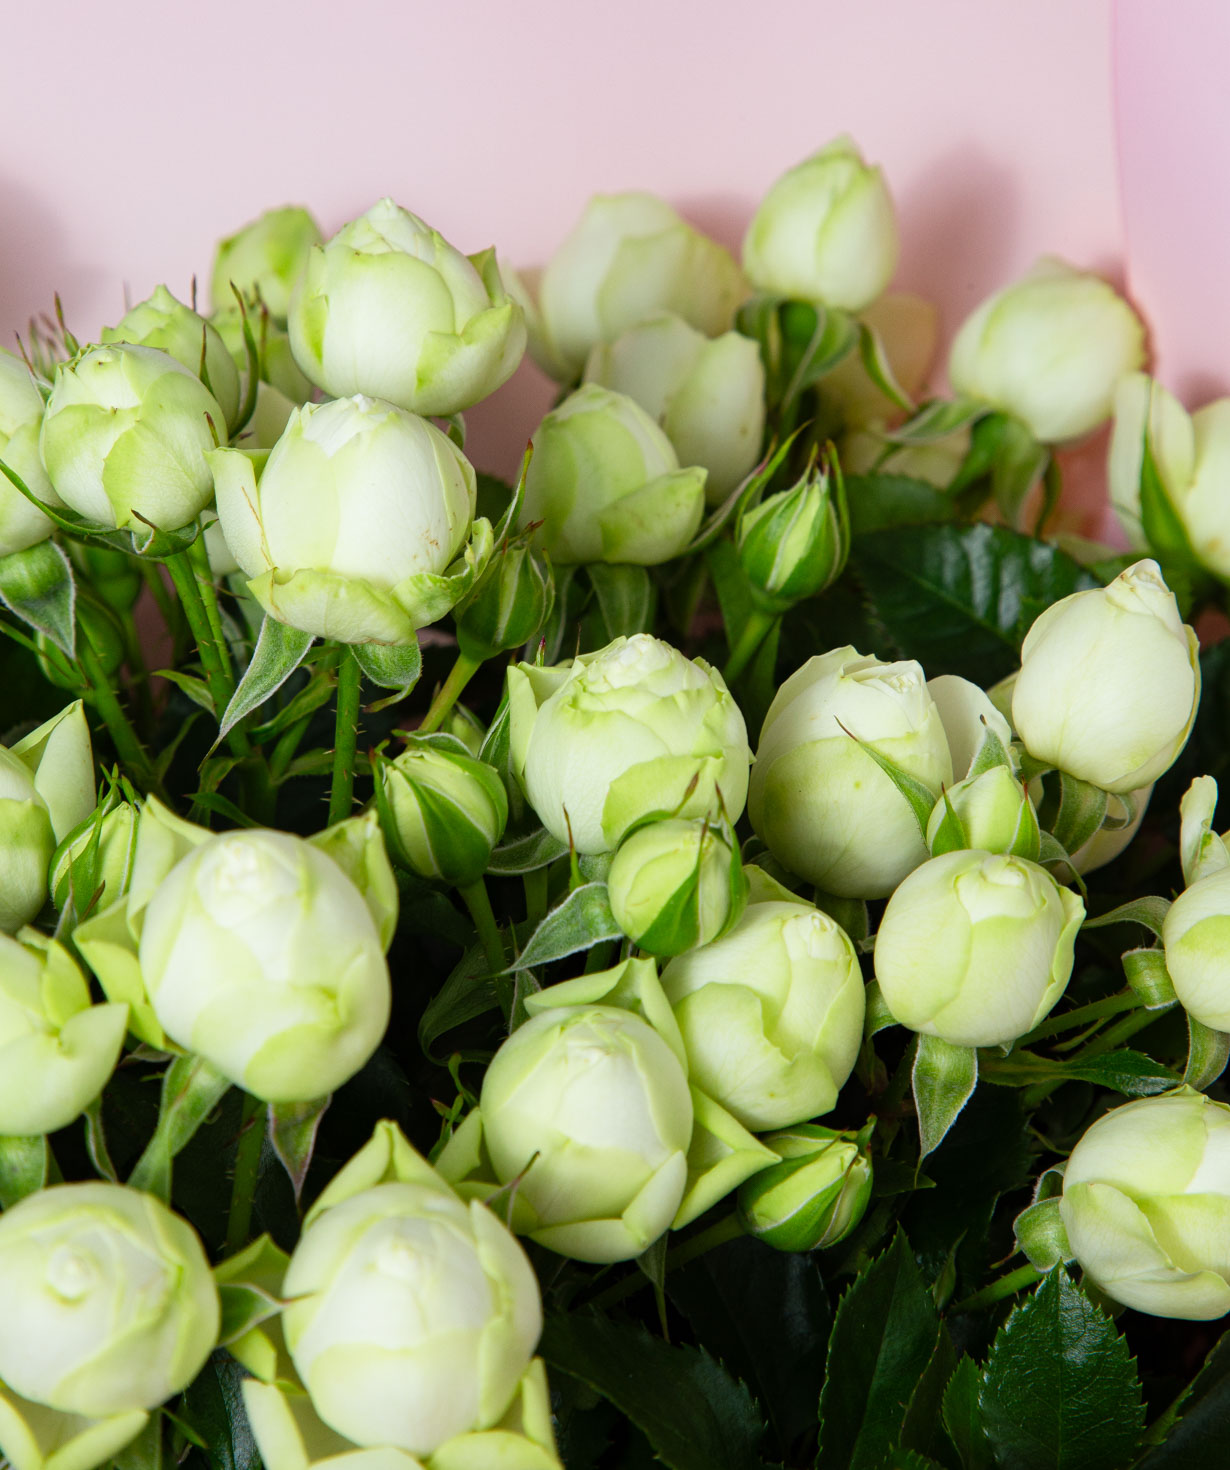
912,1034,978,1161
1185,1015,1230,1091
1122,947,1177,1009
0,541,76,657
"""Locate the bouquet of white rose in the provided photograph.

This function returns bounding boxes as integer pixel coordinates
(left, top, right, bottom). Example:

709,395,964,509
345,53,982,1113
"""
0,137,1227,1470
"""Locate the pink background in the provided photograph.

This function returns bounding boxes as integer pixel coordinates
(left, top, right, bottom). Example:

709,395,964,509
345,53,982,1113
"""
2,0,1222,496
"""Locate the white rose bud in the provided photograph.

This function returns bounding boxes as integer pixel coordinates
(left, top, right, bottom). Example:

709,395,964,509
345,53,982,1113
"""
1060,1090,1230,1319
1109,373,1230,579
51,801,138,913
508,634,751,855
0,347,63,557
101,285,241,434
281,1182,542,1456
139,828,391,1102
0,701,94,933
477,1004,693,1262
949,258,1146,443
288,198,525,417
40,344,223,533
210,204,322,321
749,647,953,898
927,765,1040,860
378,739,508,887
742,136,900,311
584,314,765,502
212,395,487,644
1011,559,1199,794
518,384,707,565
0,1182,219,1414
0,929,127,1136
661,900,865,1130
875,850,1084,1047
533,192,745,381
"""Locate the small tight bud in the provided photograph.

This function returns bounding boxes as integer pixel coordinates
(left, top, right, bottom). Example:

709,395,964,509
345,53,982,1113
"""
736,459,849,612
455,541,553,662
379,738,508,887
608,818,743,957
738,1123,873,1251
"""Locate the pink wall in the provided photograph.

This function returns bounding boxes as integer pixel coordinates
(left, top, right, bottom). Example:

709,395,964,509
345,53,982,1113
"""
4,0,1207,497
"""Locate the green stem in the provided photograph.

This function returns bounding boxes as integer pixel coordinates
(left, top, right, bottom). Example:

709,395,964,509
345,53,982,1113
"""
459,878,505,975
78,639,163,797
186,533,234,685
166,550,233,717
1018,990,1143,1047
328,650,363,825
523,868,549,927
722,608,778,684
418,652,482,734
226,1093,266,1256
951,1263,1043,1315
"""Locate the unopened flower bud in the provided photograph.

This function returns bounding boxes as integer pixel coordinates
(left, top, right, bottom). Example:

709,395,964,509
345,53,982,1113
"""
1012,559,1199,794
455,540,553,662
51,799,138,914
736,459,848,612
211,204,322,321
0,346,61,557
743,137,899,311
102,284,240,433
608,818,743,957
927,766,1040,859
378,739,508,887
738,1123,872,1251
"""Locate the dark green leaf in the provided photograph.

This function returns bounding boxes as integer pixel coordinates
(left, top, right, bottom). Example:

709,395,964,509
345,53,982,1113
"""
1138,1332,1230,1468
507,883,621,972
0,1133,50,1208
901,1328,960,1468
816,1231,941,1470
418,943,501,1058
128,1056,232,1200
979,1267,1144,1470
669,1235,832,1462
487,826,570,875
851,523,1097,683
983,1048,1179,1097
179,1352,260,1470
540,1314,765,1470
846,474,958,536
941,1356,993,1470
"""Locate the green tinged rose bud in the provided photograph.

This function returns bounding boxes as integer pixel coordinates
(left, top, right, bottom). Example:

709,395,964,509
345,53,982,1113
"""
378,737,508,887
1109,372,1230,579
736,457,849,612
518,384,707,566
210,204,323,321
0,929,127,1136
927,765,1040,860
949,257,1145,443
875,850,1084,1047
742,136,900,311
40,344,223,533
475,1004,694,1262
0,1182,219,1414
0,701,94,933
280,1182,543,1456
101,284,241,434
608,818,743,957
1011,559,1200,794
138,828,392,1101
0,346,63,558
508,633,751,855
660,900,865,1130
211,395,490,644
51,799,138,914
530,192,745,381
454,539,553,662
289,197,525,417
738,1123,873,1251
1059,1089,1230,1319
584,313,766,502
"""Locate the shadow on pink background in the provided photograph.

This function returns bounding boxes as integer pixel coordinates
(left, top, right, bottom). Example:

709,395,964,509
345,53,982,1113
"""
2,0,1221,535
